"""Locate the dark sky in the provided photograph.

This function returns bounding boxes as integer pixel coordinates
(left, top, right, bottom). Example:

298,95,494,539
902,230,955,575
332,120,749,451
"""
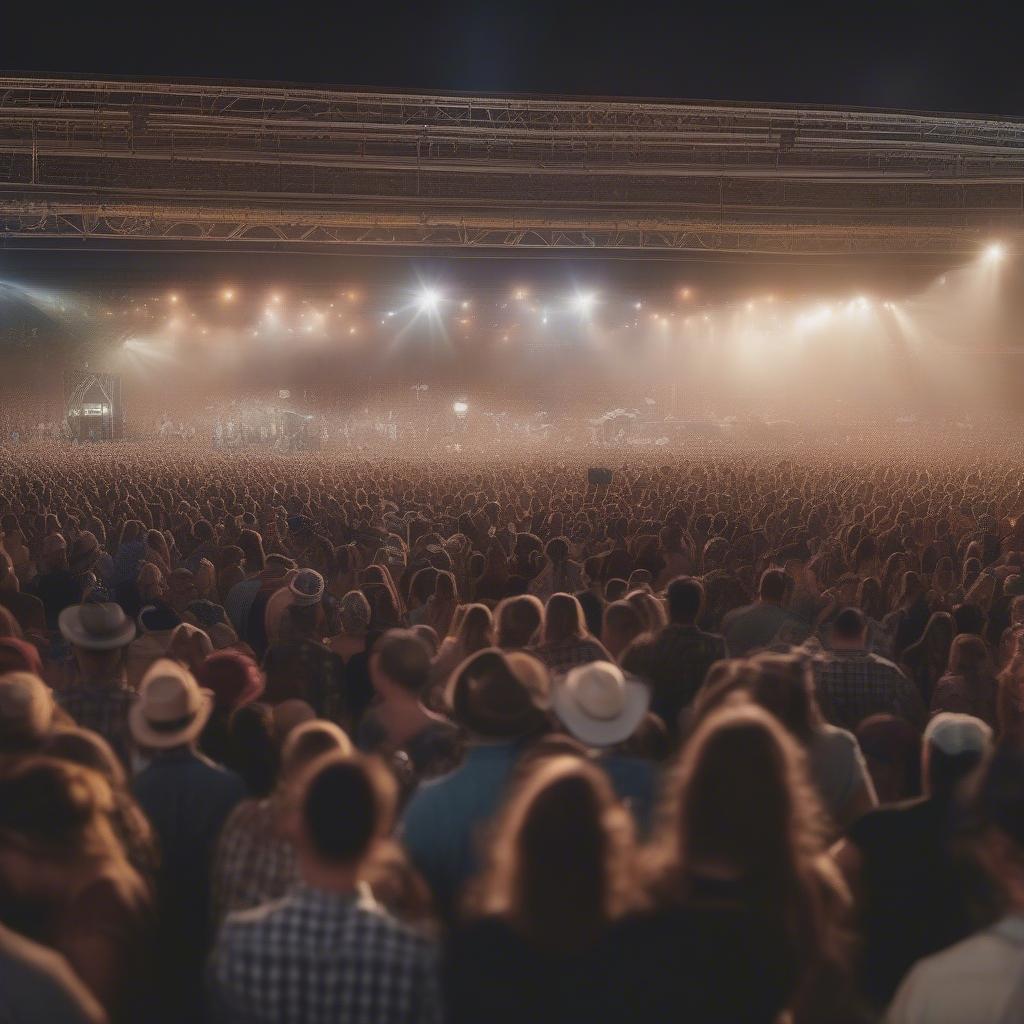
3,2,1021,115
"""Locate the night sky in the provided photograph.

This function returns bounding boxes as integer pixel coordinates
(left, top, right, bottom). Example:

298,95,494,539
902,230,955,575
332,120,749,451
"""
4,3,1020,115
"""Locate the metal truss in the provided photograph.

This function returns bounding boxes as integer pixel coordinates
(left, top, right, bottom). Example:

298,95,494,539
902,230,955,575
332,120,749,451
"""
2,75,1024,254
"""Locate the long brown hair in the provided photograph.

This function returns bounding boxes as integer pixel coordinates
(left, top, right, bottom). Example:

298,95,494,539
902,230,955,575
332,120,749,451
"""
542,593,587,645
649,705,847,981
471,755,638,954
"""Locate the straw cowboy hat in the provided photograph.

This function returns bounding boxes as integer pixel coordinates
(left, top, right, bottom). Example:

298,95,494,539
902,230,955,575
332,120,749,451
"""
129,658,212,749
552,661,650,748
58,602,136,651
446,647,550,739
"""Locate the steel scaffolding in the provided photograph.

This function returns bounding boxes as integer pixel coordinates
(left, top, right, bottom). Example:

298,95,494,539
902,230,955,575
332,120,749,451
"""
2,75,1024,254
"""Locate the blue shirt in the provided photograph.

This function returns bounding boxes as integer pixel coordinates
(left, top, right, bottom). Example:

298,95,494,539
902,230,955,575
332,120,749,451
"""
401,742,521,914
598,754,658,835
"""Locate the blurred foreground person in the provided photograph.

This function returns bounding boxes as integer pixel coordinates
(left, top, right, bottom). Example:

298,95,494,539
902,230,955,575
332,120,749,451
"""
446,755,638,1024
595,704,854,1023
210,754,441,1024
0,758,153,1022
888,747,1024,1022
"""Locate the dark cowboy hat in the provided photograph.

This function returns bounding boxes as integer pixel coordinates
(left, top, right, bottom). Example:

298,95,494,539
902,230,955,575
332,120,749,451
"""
446,647,550,739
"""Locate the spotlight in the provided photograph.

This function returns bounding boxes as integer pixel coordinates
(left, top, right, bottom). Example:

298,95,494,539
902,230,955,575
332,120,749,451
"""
417,288,441,312
452,400,469,416
271,293,282,304
573,292,596,315
461,300,470,310
168,293,179,304
679,287,693,300
221,288,235,302
634,301,642,310
984,242,1006,262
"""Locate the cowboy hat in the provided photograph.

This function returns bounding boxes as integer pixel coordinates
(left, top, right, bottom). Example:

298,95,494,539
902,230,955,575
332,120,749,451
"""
552,661,650,748
446,647,550,739
58,602,136,651
0,671,54,747
129,658,212,750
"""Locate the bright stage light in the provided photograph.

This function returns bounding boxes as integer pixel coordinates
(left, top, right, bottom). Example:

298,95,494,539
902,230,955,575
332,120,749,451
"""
984,242,1006,262
460,300,470,310
452,400,469,415
680,287,693,300
168,293,179,304
634,301,642,310
417,288,441,312
271,293,282,304
573,292,596,315
221,288,235,302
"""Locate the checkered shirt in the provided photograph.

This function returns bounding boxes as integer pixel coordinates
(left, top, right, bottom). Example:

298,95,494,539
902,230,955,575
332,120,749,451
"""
210,884,442,1024
56,680,136,765
211,798,298,927
529,637,610,676
812,649,926,731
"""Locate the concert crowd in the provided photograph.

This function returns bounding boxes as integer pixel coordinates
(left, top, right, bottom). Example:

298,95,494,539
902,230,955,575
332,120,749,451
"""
1,432,1024,1023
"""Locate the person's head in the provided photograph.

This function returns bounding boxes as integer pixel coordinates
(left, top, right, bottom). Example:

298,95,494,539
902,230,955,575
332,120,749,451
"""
666,576,704,625
292,754,397,883
544,537,570,566
0,757,120,899
0,551,18,593
447,648,550,740
953,602,987,638
947,633,992,679
236,529,266,573
856,576,886,622
0,671,55,756
625,590,667,633
456,603,494,655
966,747,1024,903
917,612,955,665
694,652,822,747
0,638,44,678
495,594,544,650
601,600,645,660
856,714,923,803
922,712,991,799
338,590,372,634
281,719,354,787
604,578,628,603
473,755,637,953
758,569,787,605
542,593,587,645
830,607,867,649
370,629,432,700
653,704,828,947
433,570,457,603
0,607,22,640
227,702,279,798
58,603,136,682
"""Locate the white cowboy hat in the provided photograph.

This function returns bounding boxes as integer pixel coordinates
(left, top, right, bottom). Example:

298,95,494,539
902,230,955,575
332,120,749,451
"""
552,661,650,748
129,658,213,750
58,602,136,651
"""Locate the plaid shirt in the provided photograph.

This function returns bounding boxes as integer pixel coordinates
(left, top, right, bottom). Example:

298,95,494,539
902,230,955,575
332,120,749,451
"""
528,636,610,676
645,624,727,723
210,884,442,1024
812,649,925,731
211,798,298,927
56,679,136,764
